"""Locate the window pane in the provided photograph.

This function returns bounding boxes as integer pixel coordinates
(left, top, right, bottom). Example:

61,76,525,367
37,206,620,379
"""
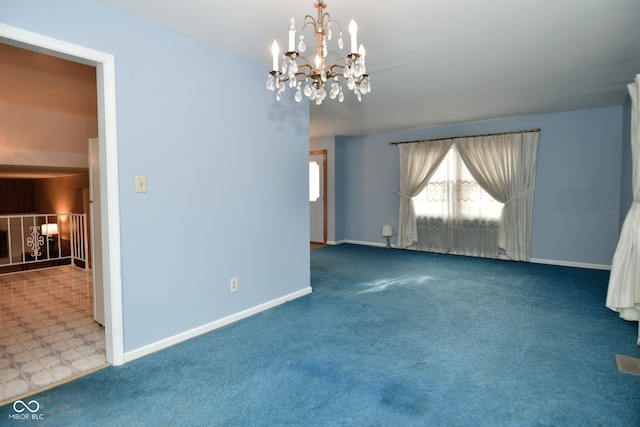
309,161,320,202
413,147,502,220
413,149,453,218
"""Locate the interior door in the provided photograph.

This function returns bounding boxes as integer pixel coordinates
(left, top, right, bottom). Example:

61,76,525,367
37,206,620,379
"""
89,137,105,326
309,150,327,244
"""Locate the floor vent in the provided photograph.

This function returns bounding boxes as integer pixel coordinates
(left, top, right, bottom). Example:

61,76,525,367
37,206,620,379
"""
615,354,640,376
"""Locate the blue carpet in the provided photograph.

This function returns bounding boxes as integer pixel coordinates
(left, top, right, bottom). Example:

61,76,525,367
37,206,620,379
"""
2,244,639,426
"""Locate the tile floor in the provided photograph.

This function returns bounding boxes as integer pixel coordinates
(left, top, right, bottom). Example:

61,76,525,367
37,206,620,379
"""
0,266,106,404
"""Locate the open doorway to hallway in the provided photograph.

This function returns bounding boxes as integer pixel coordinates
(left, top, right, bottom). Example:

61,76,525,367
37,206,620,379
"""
0,40,108,403
310,150,327,248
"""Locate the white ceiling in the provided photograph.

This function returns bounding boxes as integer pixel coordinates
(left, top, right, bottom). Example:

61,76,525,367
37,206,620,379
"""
97,0,640,138
1,0,639,143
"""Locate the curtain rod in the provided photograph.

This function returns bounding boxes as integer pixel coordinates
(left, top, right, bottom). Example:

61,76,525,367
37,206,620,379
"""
389,128,541,145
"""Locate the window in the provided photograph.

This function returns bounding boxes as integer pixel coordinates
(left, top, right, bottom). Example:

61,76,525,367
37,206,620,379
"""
412,146,503,257
413,147,503,220
396,131,538,260
309,161,320,202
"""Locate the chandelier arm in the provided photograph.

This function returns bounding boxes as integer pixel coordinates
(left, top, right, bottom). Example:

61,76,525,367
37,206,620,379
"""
276,67,368,84
326,63,346,74
273,70,311,83
273,58,317,83
323,16,342,33
302,16,317,33
275,72,314,83
287,53,315,67
323,53,360,70
326,65,368,83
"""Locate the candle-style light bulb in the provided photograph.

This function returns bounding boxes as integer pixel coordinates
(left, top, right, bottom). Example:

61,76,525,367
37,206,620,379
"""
348,19,358,54
271,40,280,71
288,18,296,52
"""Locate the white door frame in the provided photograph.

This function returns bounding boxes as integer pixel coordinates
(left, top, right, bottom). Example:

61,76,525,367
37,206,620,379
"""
89,138,105,326
0,24,125,365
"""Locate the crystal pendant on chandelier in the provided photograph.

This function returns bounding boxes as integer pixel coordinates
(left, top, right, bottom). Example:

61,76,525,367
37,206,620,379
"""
266,0,370,105
295,85,303,102
329,81,339,99
266,74,276,91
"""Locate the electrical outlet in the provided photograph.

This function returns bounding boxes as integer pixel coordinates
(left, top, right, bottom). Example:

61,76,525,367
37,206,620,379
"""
230,278,238,293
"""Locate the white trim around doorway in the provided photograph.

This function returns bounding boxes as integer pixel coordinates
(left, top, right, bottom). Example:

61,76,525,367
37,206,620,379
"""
0,23,124,366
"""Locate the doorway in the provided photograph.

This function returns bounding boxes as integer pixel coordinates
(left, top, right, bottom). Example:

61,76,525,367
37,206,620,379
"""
310,150,327,246
0,24,123,366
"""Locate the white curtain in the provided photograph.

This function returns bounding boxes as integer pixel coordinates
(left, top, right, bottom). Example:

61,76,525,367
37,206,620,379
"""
607,73,640,345
396,140,453,248
456,132,539,261
413,146,503,257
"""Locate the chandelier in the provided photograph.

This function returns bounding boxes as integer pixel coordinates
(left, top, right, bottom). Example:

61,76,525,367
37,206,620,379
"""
266,1,371,105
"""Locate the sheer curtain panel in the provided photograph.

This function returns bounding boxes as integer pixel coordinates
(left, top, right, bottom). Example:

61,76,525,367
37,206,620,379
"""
456,131,539,261
413,147,503,257
396,140,453,248
607,73,640,345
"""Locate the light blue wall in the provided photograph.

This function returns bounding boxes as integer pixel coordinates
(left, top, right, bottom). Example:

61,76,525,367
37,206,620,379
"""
336,106,624,267
3,0,310,352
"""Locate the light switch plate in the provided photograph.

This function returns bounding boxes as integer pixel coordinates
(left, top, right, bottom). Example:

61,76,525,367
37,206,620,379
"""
135,176,147,193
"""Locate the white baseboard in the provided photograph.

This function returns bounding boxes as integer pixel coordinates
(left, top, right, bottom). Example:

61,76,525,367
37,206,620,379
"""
123,286,312,363
340,239,395,248
530,258,611,270
329,241,610,270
